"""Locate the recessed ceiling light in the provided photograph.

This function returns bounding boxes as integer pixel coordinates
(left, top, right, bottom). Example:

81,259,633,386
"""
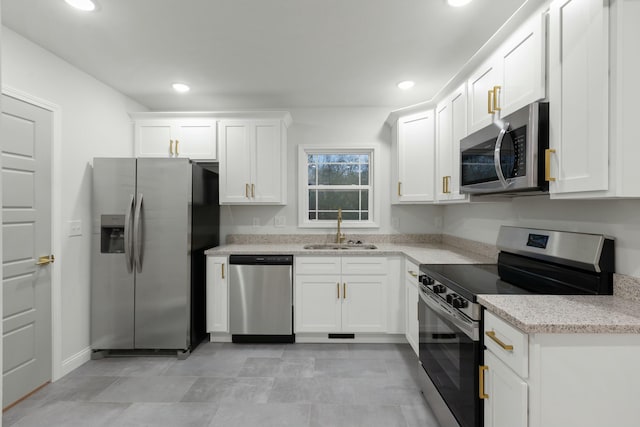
172,83,191,93
397,81,415,90
64,0,96,11
447,0,473,7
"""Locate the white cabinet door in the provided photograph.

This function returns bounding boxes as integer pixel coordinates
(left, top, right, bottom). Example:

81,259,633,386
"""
295,275,342,333
341,275,387,333
252,121,285,203
549,0,609,194
499,12,546,117
219,121,253,203
206,256,228,333
467,58,502,134
174,120,217,160
135,120,174,157
405,278,419,356
436,85,468,203
396,111,435,203
484,350,528,427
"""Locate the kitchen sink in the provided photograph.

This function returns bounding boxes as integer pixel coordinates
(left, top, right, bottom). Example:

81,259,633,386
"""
303,243,378,250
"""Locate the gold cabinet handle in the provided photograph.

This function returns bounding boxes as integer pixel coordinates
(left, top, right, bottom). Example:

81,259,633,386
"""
442,176,447,194
221,263,225,279
245,183,250,198
545,149,556,182
343,283,347,299
36,255,55,266
487,90,494,114
479,365,489,399
485,331,514,351
493,85,501,112
169,140,174,155
408,271,418,278
447,176,451,194
251,183,255,198
175,139,179,156
337,282,340,299
398,182,402,197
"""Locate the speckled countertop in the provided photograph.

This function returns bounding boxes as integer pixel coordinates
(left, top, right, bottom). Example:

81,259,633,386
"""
479,294,640,334
204,243,495,266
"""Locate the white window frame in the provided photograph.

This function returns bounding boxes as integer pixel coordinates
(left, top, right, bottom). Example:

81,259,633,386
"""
298,145,379,229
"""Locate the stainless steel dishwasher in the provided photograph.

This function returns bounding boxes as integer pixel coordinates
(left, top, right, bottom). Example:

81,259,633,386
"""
228,255,294,343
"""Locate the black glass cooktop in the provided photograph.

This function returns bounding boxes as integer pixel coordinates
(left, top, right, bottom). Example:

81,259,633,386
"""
419,263,534,302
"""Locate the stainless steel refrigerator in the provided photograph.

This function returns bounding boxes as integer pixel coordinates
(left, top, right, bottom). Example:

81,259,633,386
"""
91,158,219,356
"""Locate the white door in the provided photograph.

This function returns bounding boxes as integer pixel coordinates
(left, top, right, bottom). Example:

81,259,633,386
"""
405,280,419,356
341,275,387,333
435,101,452,201
134,119,174,157
549,0,609,194
206,256,228,333
174,120,217,160
467,58,502,133
252,121,283,203
484,351,528,427
396,111,435,203
294,275,342,333
449,86,468,201
2,94,53,408
218,121,253,204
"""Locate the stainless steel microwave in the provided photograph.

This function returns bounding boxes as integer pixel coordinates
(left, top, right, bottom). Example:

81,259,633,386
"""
460,102,549,195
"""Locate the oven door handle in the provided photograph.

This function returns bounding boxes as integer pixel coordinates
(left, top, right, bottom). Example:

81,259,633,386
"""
419,290,479,341
493,121,512,189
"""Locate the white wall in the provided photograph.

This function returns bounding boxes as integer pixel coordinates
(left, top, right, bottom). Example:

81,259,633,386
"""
1,27,146,369
220,107,443,241
444,197,640,277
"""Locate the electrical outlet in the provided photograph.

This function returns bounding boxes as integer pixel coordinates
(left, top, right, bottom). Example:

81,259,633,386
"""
274,216,286,228
68,220,82,237
391,217,400,229
252,217,260,227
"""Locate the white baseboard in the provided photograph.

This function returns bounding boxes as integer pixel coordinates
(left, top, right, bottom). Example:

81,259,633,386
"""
59,346,92,379
294,333,407,344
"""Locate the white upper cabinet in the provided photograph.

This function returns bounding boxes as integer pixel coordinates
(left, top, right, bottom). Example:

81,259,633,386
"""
393,110,435,204
133,117,217,160
436,84,469,203
548,0,640,198
467,8,546,134
218,115,290,205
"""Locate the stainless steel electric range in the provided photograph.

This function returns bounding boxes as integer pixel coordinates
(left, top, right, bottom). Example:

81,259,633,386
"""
417,226,615,427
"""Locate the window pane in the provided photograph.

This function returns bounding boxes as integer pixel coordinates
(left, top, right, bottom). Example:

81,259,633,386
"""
309,212,316,220
317,190,360,210
318,163,360,185
361,164,369,185
361,212,369,221
361,190,369,209
318,211,338,220
341,211,359,220
308,164,317,185
309,190,316,210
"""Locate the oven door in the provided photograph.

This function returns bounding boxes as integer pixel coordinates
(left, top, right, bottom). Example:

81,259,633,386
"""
418,289,481,427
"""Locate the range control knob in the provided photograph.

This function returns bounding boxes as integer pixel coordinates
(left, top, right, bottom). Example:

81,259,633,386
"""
421,276,434,286
446,293,456,304
432,284,446,294
452,297,468,309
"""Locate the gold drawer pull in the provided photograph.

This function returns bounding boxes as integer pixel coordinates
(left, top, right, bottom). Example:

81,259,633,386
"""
337,282,340,299
545,148,556,182
485,331,514,351
36,255,55,266
408,271,418,278
343,283,347,299
221,263,225,279
487,90,494,114
245,183,250,198
479,365,489,399
169,140,174,155
398,182,402,197
175,139,180,156
251,183,255,198
492,85,501,112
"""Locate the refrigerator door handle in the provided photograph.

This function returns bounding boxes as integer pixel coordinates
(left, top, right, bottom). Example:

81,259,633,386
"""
124,194,135,273
133,193,144,273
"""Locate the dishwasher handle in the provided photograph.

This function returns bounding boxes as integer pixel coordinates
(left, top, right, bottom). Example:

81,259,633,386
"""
229,255,293,265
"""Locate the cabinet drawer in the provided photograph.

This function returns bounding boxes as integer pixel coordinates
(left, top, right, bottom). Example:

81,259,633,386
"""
295,256,341,275
484,310,529,378
341,257,387,275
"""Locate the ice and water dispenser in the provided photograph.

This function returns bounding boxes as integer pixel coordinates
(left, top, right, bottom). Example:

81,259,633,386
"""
100,215,125,253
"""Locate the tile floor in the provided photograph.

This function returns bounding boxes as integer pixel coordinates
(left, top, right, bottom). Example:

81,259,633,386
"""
3,343,441,427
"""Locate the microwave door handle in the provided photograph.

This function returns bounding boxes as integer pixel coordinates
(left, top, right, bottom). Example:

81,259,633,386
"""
493,122,510,188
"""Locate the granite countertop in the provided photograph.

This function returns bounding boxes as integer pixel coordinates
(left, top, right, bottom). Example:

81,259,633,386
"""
204,242,495,266
479,294,640,334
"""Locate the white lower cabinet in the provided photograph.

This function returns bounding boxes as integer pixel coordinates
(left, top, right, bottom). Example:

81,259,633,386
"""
295,256,387,333
482,309,640,427
206,256,228,333
404,260,419,355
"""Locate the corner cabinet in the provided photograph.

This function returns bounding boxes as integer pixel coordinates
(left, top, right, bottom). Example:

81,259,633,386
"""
294,256,387,333
218,114,291,205
206,256,228,333
435,84,469,203
132,116,218,160
392,110,436,204
481,310,640,427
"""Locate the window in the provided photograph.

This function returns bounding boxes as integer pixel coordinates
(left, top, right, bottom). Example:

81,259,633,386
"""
299,146,377,228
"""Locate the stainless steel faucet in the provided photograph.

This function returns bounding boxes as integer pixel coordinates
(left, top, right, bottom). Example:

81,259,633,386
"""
336,208,346,244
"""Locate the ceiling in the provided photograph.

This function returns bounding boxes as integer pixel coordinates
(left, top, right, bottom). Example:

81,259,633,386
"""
1,0,527,111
